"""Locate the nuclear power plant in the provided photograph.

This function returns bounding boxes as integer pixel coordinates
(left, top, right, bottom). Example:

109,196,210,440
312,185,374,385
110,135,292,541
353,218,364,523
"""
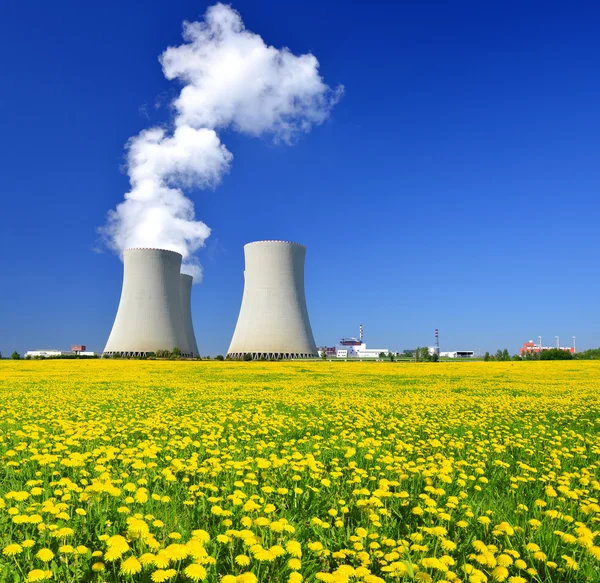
227,241,318,360
103,248,199,358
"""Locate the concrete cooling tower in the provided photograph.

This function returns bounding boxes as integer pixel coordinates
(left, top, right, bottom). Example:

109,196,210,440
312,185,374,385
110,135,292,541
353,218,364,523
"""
227,240,318,360
103,248,198,358
180,274,200,358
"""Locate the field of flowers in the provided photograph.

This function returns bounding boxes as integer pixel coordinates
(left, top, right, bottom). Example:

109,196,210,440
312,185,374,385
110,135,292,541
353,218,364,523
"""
0,360,599,583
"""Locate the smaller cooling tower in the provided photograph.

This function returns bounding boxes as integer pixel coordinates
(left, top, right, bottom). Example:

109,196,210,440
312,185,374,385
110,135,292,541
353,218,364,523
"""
180,274,200,358
227,240,318,360
104,248,191,357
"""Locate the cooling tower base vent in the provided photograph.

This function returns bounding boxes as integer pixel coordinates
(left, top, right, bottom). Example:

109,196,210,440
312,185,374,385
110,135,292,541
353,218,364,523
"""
228,352,316,361
103,350,193,358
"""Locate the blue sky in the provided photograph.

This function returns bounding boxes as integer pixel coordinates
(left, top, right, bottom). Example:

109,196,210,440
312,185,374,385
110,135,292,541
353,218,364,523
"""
1,0,599,356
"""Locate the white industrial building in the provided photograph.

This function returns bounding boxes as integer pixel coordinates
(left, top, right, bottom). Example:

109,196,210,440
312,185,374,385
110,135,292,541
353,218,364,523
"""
104,248,199,358
440,350,475,358
334,332,389,359
25,350,71,358
24,350,98,358
228,241,318,360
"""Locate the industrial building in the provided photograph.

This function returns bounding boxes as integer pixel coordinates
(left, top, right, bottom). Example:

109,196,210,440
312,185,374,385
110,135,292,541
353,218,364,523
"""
227,241,318,360
520,338,576,357
336,337,389,358
103,248,199,358
318,326,389,359
25,347,98,358
440,350,475,358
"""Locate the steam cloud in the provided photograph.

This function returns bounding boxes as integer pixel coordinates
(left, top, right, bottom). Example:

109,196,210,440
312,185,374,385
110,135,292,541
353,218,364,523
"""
102,3,343,281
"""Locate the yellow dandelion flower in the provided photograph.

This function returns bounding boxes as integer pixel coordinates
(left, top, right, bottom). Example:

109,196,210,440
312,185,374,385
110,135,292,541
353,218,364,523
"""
3,543,23,556
286,541,302,557
184,563,207,581
288,558,302,570
121,556,142,575
140,553,156,566
561,555,578,570
36,548,54,562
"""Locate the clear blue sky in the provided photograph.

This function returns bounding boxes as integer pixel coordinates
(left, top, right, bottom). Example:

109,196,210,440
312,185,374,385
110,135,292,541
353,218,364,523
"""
1,0,599,356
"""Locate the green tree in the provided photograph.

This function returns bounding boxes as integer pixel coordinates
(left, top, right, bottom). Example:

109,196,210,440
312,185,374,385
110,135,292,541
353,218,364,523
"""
495,349,503,361
321,349,327,360
484,352,490,362
574,348,600,360
11,351,21,360
430,352,439,362
540,348,573,360
414,347,431,362
215,355,224,361
171,347,181,358
502,349,510,361
243,353,253,361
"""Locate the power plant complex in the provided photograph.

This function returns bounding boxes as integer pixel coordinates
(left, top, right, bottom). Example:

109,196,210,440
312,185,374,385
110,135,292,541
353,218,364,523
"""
103,241,318,360
103,248,199,358
227,241,318,360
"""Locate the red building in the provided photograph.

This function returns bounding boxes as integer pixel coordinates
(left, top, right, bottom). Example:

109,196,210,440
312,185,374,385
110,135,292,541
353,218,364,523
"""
519,340,575,357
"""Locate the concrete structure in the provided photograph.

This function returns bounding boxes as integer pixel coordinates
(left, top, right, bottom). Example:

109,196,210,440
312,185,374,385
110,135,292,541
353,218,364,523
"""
24,349,99,358
180,274,200,357
104,248,195,358
25,349,73,358
440,350,475,358
318,346,337,357
336,337,389,358
519,340,575,357
227,241,318,360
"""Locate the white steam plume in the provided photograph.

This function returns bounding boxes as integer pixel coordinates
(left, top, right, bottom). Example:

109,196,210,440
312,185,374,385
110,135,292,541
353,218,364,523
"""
102,2,342,281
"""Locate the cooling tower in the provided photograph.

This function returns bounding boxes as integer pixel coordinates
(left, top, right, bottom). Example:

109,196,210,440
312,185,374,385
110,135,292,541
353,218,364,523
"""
227,240,318,360
180,274,200,358
104,248,191,357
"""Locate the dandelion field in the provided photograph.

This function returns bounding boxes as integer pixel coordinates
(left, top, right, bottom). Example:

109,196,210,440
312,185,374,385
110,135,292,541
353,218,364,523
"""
0,360,599,583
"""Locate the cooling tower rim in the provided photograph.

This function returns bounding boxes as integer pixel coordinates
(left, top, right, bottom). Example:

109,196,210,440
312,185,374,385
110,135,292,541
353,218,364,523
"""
124,247,183,258
180,273,194,281
245,240,305,248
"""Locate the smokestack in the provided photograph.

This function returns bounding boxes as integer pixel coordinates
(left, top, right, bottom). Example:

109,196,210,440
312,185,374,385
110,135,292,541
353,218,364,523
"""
104,248,190,357
227,241,318,360
180,274,200,358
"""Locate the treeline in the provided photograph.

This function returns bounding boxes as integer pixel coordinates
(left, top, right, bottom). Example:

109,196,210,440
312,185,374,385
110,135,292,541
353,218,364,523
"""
572,348,600,360
486,348,581,361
